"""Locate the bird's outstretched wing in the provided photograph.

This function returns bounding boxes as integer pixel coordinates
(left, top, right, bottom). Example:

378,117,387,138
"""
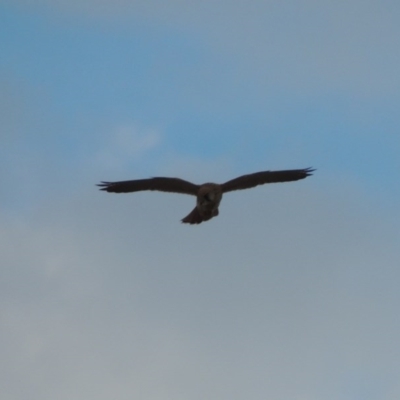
97,177,199,196
221,167,314,193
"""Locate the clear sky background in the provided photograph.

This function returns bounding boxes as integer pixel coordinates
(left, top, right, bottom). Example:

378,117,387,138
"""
1,1,400,399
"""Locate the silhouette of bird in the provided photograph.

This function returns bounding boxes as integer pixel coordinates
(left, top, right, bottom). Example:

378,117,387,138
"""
98,167,314,224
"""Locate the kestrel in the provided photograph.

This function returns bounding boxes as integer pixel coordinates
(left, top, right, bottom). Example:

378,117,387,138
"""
98,167,314,224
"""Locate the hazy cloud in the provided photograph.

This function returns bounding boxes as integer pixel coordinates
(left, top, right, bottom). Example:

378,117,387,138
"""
1,179,400,399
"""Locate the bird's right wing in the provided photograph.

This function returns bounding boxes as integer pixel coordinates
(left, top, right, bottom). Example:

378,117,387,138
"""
97,177,199,196
221,167,314,193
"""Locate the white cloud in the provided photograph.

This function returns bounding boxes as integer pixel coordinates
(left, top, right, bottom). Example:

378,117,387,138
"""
93,123,161,171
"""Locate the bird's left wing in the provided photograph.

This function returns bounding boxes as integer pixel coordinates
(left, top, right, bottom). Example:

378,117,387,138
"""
98,177,199,196
221,167,314,193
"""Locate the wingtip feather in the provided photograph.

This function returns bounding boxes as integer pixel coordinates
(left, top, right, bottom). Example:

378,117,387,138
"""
305,167,315,176
97,181,112,191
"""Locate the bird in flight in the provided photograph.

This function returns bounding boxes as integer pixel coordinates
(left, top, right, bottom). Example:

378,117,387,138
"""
98,167,314,224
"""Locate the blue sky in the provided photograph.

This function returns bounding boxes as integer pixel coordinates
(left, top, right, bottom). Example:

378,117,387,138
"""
1,2,400,399
2,2,400,200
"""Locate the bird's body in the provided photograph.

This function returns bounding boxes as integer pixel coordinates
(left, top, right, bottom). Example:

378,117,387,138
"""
184,183,223,224
98,167,314,224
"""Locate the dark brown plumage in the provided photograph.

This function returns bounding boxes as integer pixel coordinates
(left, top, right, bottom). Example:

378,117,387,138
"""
98,167,314,224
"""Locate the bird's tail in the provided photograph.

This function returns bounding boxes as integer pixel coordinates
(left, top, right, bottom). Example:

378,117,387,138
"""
181,207,204,224
181,207,219,224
